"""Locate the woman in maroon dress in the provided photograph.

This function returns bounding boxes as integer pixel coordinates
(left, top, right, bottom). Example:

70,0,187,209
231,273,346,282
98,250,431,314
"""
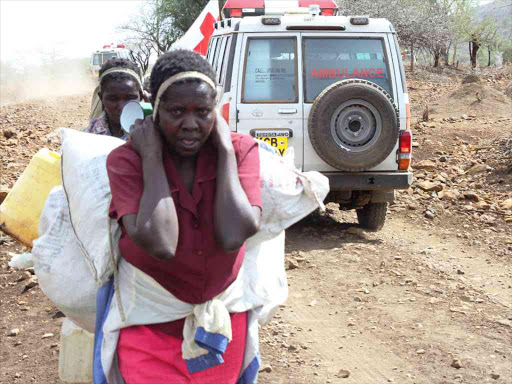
106,50,262,383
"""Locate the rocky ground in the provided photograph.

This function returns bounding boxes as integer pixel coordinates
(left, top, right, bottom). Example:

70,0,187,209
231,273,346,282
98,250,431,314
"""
1,65,511,384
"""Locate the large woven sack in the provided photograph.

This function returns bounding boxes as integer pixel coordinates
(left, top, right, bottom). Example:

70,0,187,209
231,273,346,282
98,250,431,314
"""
60,129,124,286
60,128,329,285
250,142,328,244
32,186,97,333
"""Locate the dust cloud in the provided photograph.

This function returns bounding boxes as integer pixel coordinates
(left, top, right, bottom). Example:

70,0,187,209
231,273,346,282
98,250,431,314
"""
0,58,96,107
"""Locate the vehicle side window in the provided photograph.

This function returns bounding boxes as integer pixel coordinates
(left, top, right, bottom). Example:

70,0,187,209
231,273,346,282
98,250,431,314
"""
215,37,228,84
212,37,225,76
242,37,297,103
303,38,392,102
208,38,218,65
93,54,101,65
224,34,237,92
206,39,214,60
393,34,407,93
219,36,232,86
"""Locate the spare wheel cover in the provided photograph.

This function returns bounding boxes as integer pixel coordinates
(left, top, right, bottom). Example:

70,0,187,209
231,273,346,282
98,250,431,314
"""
308,79,399,171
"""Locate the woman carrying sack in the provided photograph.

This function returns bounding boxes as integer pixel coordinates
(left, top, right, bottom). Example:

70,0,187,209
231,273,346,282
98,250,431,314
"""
105,49,262,383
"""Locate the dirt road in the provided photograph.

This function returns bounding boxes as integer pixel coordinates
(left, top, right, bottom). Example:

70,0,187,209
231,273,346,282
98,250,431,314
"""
1,68,511,384
259,211,511,384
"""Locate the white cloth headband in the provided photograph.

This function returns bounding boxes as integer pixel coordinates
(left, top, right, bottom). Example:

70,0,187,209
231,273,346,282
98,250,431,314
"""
99,68,143,91
153,71,216,121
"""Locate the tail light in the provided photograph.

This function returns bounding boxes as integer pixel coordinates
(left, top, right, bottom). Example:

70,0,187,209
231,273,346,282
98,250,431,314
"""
398,130,412,170
221,103,230,124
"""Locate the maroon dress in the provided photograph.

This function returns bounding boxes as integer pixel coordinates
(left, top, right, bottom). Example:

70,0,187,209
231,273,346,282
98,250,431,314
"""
106,133,261,383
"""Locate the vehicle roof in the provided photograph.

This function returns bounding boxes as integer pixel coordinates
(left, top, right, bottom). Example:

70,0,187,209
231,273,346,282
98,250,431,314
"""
93,47,127,54
212,15,395,35
223,0,338,8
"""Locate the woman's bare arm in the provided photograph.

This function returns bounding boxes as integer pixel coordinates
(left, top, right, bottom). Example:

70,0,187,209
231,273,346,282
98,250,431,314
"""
213,111,261,252
122,117,179,260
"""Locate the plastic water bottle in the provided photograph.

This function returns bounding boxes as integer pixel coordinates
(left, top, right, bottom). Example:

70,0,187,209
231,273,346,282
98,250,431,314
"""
58,319,94,383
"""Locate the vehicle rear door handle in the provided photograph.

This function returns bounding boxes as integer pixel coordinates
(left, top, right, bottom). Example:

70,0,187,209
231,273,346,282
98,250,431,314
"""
278,108,297,115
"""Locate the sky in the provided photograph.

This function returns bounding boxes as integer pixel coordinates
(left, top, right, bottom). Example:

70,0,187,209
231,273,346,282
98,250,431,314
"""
0,0,497,67
0,0,146,66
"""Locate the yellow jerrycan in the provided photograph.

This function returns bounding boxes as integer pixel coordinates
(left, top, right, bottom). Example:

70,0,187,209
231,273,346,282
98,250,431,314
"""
0,148,61,246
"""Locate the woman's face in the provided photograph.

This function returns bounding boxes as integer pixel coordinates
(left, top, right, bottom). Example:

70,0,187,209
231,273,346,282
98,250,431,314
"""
101,79,141,127
157,81,216,158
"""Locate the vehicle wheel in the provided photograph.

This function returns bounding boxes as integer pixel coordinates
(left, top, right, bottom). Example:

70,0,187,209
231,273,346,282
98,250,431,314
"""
308,79,399,171
356,202,388,231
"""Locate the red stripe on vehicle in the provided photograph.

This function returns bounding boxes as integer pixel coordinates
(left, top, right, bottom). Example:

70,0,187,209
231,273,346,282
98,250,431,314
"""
194,12,216,56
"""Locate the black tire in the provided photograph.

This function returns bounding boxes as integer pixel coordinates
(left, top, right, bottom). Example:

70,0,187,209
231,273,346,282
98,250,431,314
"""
308,79,399,171
357,202,388,231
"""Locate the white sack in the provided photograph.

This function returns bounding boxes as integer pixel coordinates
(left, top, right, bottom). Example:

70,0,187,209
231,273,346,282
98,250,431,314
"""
60,129,125,286
59,128,329,285
32,186,97,333
250,142,328,244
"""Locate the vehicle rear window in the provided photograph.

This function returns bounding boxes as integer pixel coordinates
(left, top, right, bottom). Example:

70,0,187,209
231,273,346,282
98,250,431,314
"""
242,38,297,103
304,38,391,102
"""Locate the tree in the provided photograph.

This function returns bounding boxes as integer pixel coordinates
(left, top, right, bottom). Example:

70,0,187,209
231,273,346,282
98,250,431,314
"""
336,0,453,70
482,25,500,66
159,0,226,36
119,0,181,57
464,17,501,68
126,38,154,75
445,0,470,65
119,0,226,62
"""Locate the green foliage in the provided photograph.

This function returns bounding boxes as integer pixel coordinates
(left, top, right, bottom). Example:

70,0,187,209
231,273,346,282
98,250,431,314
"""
159,0,226,35
502,43,512,64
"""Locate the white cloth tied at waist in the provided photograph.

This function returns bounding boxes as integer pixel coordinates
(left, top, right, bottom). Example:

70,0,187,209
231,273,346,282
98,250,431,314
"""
101,231,287,383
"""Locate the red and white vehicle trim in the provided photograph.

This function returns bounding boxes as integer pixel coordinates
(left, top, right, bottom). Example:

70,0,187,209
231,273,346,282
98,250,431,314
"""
222,0,339,18
171,0,220,56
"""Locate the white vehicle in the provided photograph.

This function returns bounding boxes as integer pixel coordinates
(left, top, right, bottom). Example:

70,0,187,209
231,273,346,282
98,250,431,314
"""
208,1,413,230
89,44,130,79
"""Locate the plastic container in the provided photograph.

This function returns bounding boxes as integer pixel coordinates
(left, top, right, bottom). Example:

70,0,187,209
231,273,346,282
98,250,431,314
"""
0,148,61,246
120,100,153,134
58,319,94,383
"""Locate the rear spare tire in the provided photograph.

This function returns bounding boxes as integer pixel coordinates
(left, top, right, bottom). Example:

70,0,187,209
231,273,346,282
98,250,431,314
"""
308,79,399,171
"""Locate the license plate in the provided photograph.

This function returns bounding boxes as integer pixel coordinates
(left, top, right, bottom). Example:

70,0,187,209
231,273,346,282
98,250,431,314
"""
254,131,289,156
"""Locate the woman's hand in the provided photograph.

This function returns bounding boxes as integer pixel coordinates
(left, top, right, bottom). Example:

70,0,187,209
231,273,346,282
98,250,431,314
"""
211,109,233,151
130,116,163,159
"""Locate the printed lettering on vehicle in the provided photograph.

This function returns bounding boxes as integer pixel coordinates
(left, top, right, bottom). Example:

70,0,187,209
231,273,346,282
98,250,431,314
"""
310,68,385,79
